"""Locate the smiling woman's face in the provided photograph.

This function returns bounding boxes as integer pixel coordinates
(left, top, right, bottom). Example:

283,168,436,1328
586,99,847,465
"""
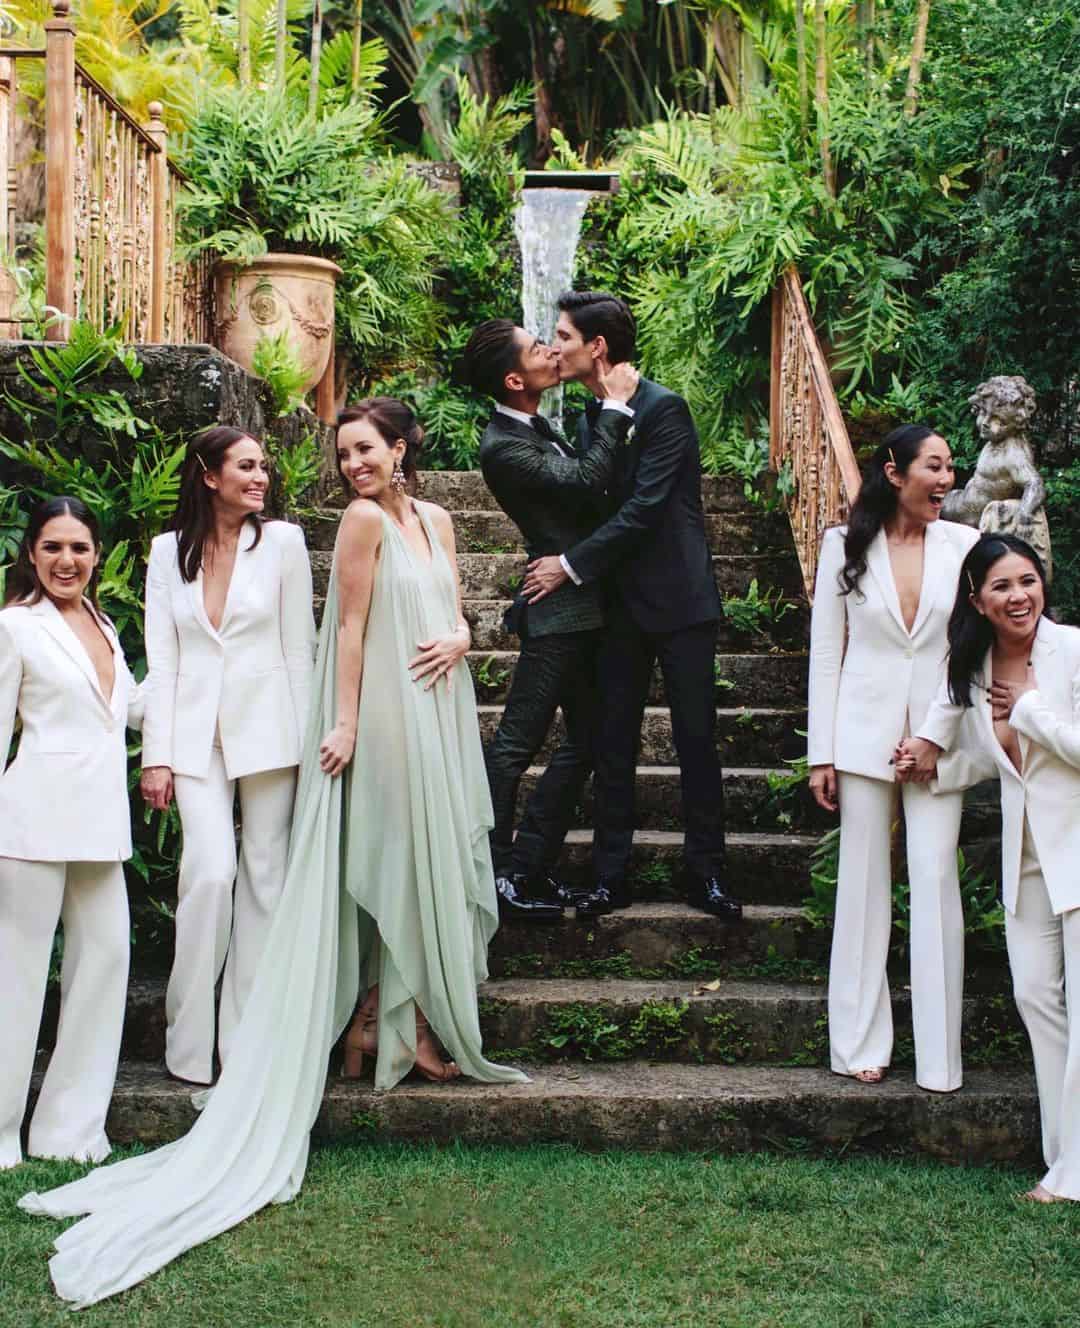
337,418,404,498
29,513,99,605
890,433,955,524
974,551,1045,644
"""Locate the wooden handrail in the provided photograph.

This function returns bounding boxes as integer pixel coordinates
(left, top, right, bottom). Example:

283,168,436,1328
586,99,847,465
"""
0,0,211,344
769,265,862,602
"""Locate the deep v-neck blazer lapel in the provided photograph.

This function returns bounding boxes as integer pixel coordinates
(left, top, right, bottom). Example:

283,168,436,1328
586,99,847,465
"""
865,529,908,636
908,519,943,640
30,597,117,713
217,524,260,634
187,567,222,644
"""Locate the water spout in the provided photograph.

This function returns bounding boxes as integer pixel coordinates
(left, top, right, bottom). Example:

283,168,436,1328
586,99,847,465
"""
513,187,593,426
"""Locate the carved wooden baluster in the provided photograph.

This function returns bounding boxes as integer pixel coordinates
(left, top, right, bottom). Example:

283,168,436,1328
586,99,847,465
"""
44,0,75,339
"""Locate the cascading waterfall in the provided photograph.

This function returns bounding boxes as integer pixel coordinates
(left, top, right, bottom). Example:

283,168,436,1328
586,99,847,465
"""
513,187,593,426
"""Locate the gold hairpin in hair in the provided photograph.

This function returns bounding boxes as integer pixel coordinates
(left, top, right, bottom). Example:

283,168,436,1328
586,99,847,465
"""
887,447,896,467
967,571,975,594
194,453,208,472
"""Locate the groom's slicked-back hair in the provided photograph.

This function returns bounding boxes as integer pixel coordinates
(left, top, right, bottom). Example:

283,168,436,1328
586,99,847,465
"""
557,290,636,365
460,319,522,403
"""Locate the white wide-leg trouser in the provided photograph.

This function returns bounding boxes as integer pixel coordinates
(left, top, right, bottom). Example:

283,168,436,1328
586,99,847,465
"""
167,751,297,1084
0,856,129,1169
828,773,965,1091
1007,821,1080,1198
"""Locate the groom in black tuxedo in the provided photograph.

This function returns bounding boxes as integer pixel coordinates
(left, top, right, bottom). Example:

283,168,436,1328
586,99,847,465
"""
522,291,739,921
460,319,639,922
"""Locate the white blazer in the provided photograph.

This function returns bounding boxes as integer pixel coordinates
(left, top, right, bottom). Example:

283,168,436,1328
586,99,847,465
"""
808,519,980,781
141,520,316,780
924,617,1080,916
0,598,141,862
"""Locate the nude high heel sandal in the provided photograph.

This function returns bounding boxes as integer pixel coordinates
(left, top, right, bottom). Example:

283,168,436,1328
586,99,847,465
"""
413,1008,461,1083
342,986,380,1079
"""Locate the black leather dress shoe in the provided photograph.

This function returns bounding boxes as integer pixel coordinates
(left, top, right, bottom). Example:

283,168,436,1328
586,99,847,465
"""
495,873,565,922
686,876,743,920
530,873,584,908
574,875,633,918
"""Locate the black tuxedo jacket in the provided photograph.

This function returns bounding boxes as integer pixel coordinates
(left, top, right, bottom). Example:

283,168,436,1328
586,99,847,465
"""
478,407,629,637
565,377,722,634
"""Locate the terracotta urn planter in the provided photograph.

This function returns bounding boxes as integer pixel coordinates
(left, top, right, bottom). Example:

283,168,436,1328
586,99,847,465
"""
212,253,343,393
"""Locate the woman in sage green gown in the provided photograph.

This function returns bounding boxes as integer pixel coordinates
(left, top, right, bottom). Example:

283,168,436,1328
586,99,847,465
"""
18,399,525,1307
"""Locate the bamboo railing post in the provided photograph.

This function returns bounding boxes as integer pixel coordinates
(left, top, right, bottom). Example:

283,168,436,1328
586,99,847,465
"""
145,100,167,342
0,57,13,339
44,0,75,340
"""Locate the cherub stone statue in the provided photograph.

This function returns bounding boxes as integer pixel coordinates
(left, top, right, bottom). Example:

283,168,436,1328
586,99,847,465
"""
942,374,1052,579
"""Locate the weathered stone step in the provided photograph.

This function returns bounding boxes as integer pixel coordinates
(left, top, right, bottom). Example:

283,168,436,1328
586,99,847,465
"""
461,599,811,653
559,829,818,903
478,706,806,768
472,979,1024,1067
40,905,825,1062
516,764,827,834
308,550,805,603
468,650,808,707
304,507,790,555
406,471,754,515
65,1062,1040,1164
487,902,826,979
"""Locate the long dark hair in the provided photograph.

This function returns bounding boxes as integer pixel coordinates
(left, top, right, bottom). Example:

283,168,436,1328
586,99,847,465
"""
168,426,265,583
839,424,940,596
4,495,103,608
946,533,1050,707
336,398,424,498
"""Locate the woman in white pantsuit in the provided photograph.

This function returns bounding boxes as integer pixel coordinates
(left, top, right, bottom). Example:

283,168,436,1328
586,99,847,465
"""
808,424,979,1090
902,535,1080,1201
140,426,315,1085
0,496,141,1168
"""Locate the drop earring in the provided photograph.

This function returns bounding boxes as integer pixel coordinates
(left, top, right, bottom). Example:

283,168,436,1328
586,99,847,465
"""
391,460,406,493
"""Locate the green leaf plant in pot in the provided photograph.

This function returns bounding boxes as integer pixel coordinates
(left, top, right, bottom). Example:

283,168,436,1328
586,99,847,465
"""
176,80,453,402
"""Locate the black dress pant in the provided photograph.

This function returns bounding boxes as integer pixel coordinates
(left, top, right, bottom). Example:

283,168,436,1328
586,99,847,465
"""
486,629,599,878
592,603,726,880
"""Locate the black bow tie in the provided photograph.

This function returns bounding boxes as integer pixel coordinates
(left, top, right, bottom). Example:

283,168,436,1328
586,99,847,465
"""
531,414,562,443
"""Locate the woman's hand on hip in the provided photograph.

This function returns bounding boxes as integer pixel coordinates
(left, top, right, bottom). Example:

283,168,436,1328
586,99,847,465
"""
141,766,174,811
319,723,356,776
809,764,838,812
991,665,1037,720
409,625,469,691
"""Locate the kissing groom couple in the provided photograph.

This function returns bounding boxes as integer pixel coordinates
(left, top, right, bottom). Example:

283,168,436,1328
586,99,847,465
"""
461,290,740,923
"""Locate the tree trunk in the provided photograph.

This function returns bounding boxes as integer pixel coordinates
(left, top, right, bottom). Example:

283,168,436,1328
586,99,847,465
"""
351,0,364,93
237,0,251,86
309,0,323,116
814,0,835,196
856,0,876,76
904,0,931,118
794,0,808,127
275,0,287,87
709,9,742,109
528,10,554,162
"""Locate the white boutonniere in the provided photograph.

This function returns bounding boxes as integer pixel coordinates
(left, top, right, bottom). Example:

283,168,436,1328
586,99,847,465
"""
625,424,636,446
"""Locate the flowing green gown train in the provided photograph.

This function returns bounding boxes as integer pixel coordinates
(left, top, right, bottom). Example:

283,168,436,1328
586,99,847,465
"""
18,501,526,1307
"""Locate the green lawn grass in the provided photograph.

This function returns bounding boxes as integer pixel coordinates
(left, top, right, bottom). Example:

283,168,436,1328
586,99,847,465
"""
2,1143,1078,1328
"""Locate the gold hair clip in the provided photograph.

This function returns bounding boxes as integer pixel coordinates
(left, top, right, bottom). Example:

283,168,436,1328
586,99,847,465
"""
887,447,896,466
194,453,208,472
966,571,975,593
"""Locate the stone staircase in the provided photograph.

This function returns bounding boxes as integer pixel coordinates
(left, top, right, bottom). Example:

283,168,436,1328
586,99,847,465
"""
34,470,1039,1163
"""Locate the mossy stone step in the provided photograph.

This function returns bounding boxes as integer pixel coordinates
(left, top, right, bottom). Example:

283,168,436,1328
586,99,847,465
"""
467,650,809,708
55,1062,1041,1164
459,599,811,653
308,550,805,603
478,705,806,767
302,508,793,556
470,978,1022,1067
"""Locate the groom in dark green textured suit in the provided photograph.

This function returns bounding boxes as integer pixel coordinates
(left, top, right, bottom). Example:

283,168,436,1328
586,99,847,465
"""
460,318,639,922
